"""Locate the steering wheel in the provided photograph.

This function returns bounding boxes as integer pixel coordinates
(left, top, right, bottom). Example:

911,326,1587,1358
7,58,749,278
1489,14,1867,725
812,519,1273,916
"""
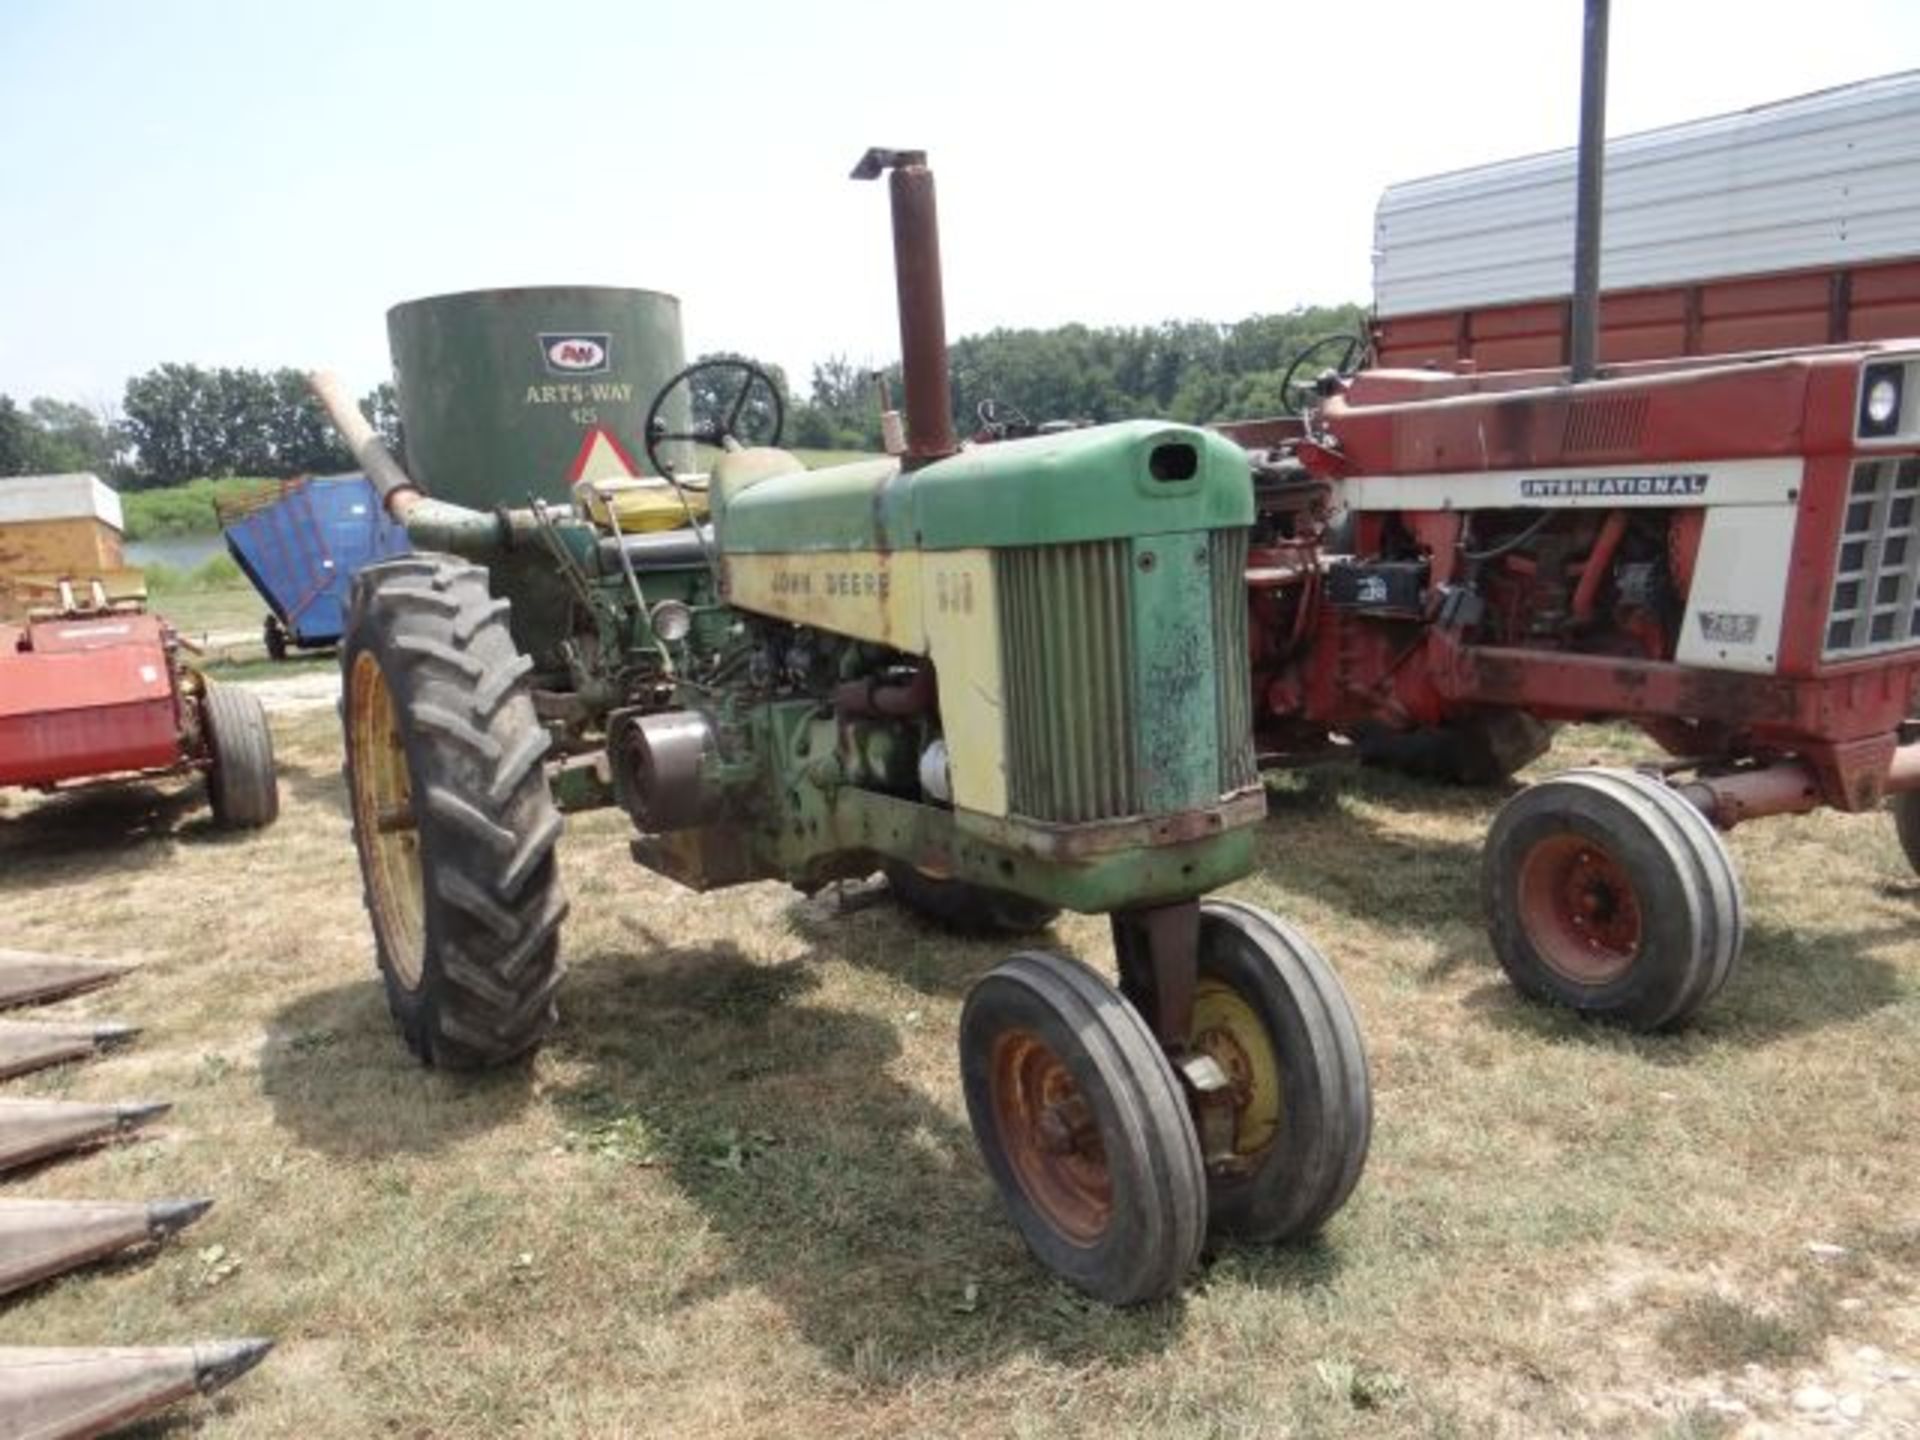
975,397,1034,439
1278,333,1370,417
643,358,786,486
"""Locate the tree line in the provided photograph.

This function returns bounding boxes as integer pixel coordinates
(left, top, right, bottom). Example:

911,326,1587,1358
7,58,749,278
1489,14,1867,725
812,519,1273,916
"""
782,304,1366,450
0,303,1364,488
0,367,401,489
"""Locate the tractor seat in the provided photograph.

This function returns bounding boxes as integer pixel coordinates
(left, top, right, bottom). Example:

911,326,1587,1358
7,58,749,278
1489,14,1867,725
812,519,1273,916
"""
596,525,713,574
576,475,711,533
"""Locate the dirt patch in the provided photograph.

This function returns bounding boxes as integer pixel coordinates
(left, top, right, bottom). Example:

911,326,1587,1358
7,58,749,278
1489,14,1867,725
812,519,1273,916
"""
241,669,342,715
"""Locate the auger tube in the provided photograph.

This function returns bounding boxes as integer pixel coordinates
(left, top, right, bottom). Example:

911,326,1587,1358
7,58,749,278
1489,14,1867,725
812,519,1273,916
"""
307,369,506,553
307,369,425,519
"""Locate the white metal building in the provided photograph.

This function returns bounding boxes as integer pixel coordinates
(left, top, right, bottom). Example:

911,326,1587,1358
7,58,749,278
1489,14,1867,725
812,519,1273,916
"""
1373,71,1920,318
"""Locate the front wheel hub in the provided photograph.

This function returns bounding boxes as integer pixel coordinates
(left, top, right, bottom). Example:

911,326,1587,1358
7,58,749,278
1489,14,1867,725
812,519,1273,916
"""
1517,834,1644,985
990,1029,1112,1245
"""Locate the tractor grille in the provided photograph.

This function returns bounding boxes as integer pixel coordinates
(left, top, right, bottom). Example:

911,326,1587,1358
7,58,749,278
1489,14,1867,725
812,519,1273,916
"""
1211,527,1259,794
1000,539,1140,823
1824,456,1920,660
998,531,1258,824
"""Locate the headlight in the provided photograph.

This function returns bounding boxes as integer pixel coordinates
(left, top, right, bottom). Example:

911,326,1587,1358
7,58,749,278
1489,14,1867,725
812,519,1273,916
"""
1866,377,1900,427
1860,363,1904,438
650,599,693,643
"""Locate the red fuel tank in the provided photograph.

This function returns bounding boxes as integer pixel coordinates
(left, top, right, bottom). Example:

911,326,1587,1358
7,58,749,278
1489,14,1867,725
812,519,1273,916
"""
0,614,184,786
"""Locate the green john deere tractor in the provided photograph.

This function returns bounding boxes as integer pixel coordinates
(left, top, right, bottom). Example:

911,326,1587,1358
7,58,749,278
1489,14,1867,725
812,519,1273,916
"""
316,149,1371,1304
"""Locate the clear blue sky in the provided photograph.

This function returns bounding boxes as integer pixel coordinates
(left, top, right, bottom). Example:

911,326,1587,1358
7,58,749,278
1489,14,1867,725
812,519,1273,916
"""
2,0,1916,409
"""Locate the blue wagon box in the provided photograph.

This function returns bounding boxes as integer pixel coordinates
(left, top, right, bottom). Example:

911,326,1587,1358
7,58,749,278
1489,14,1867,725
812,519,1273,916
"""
217,473,411,657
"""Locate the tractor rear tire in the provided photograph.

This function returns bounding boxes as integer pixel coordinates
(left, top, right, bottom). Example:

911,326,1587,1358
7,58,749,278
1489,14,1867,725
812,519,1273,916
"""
1355,712,1554,787
203,681,279,830
1894,792,1920,876
1190,900,1372,1243
342,555,567,1070
1484,768,1743,1030
886,862,1060,936
960,950,1207,1305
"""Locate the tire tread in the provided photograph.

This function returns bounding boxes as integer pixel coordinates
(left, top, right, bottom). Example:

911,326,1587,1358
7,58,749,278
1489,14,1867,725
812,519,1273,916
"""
1198,900,1372,1240
1484,766,1743,1030
342,555,565,1069
962,951,1205,1304
203,681,279,829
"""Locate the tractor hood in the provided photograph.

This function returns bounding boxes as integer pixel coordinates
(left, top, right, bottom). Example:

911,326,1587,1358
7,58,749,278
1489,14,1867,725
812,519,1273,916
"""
718,421,1253,554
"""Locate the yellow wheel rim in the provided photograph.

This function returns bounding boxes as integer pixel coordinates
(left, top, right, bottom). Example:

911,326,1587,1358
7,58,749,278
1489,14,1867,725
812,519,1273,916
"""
348,652,426,989
1192,978,1284,1162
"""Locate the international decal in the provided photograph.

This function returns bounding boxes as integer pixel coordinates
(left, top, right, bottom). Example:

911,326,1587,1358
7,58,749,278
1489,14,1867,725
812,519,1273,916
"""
1520,473,1708,499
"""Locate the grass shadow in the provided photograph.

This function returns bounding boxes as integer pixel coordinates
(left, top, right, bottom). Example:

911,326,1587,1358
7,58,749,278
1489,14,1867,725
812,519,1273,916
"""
1265,759,1517,821
0,781,205,882
545,943,1192,1379
1460,917,1908,1057
259,979,535,1157
1256,772,1489,960
1200,1229,1351,1297
1260,765,1913,1048
778,882,1054,1001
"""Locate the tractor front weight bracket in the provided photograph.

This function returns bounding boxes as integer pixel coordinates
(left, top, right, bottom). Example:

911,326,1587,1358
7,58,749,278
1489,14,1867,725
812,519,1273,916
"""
1111,901,1240,1166
1111,902,1200,1048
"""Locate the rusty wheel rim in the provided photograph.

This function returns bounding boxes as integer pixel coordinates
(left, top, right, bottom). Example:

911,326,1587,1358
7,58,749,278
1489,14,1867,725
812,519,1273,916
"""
348,652,426,989
988,1028,1111,1246
1516,832,1643,986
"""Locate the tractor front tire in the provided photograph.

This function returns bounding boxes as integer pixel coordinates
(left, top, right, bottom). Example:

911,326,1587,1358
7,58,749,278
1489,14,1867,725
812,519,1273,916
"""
203,681,279,830
1484,768,1742,1030
1894,792,1920,876
342,556,567,1070
886,862,1060,936
960,951,1207,1304
1190,900,1372,1243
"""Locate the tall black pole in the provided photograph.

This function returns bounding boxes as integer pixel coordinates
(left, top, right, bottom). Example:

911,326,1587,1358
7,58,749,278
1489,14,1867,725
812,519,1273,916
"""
1570,0,1610,382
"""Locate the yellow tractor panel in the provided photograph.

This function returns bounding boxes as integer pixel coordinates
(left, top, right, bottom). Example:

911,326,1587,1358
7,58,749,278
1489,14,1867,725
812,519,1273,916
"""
726,548,1008,816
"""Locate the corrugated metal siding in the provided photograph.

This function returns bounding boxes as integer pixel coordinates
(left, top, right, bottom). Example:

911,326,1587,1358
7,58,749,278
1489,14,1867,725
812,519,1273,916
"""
1375,72,1920,319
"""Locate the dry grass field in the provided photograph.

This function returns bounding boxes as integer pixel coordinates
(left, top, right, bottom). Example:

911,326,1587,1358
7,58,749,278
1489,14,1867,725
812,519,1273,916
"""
2,696,1917,1438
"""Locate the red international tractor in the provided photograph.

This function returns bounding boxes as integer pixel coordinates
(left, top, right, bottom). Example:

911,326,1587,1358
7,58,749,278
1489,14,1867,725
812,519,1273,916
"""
1220,58,1920,1029
0,581,279,830
1229,339,1920,1028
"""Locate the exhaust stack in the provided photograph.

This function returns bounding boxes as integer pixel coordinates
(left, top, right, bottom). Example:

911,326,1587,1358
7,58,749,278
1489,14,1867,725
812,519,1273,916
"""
851,148,958,468
1569,0,1610,383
